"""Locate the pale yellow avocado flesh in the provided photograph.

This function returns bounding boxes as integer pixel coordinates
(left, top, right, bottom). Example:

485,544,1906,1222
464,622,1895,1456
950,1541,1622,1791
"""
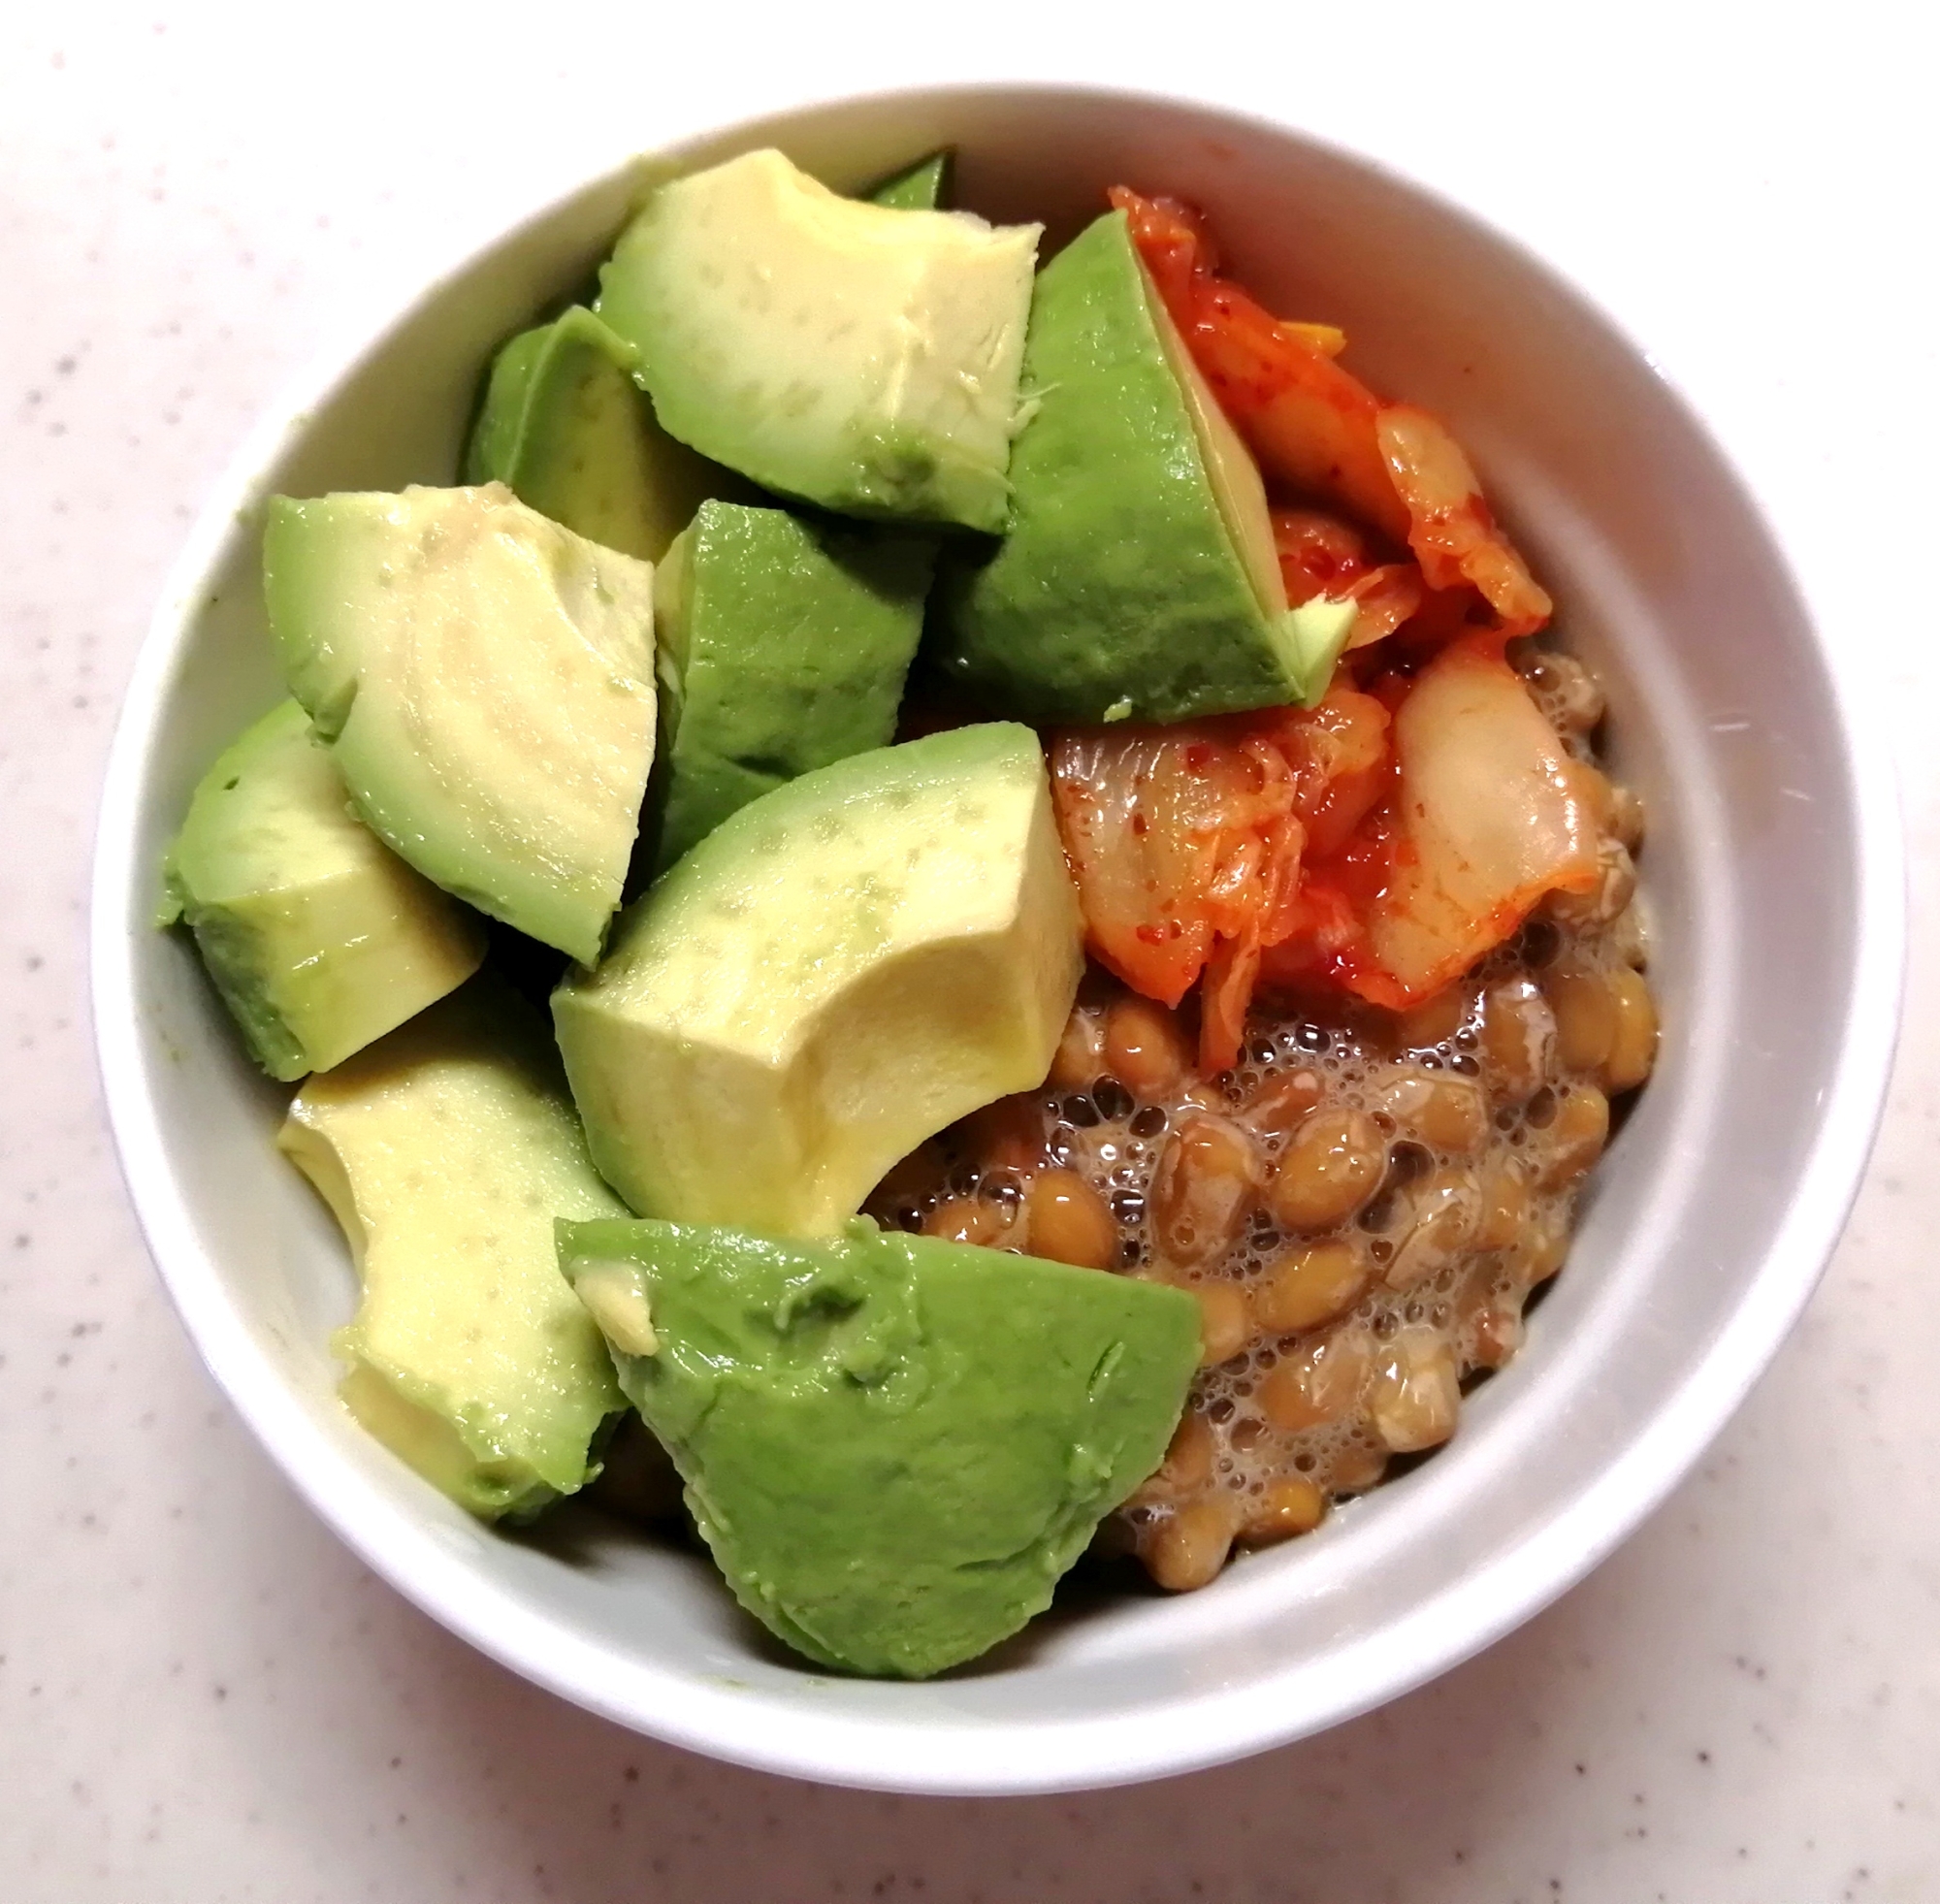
265,484,658,966
552,723,1084,1238
278,977,627,1520
598,149,1041,532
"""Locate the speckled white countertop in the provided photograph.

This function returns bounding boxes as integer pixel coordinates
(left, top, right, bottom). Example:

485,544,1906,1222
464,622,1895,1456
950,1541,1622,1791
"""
5,10,1936,1899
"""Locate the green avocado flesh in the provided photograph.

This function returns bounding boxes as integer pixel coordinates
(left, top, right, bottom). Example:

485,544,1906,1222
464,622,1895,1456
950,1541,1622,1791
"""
933,209,1355,722
463,305,731,563
647,500,935,873
159,698,485,1080
866,150,952,210
265,483,658,966
558,1216,1200,1677
596,148,1040,532
552,723,1083,1238
279,977,626,1520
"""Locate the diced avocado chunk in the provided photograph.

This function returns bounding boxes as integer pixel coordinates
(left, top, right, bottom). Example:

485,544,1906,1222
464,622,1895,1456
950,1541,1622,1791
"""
159,698,484,1081
463,324,548,499
463,305,731,562
596,148,1040,532
933,210,1356,721
265,483,658,966
553,724,1083,1238
865,149,952,210
647,500,934,873
279,977,626,1520
558,1216,1200,1677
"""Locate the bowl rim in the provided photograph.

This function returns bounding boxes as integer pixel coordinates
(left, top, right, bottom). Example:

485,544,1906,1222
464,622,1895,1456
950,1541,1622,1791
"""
89,81,1907,1794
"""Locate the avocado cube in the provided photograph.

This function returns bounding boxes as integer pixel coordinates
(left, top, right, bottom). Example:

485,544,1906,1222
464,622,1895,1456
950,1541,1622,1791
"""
648,500,934,873
281,977,627,1520
553,723,1083,1239
159,698,485,1080
934,210,1355,723
265,483,658,966
464,305,731,563
558,1216,1201,1677
596,148,1039,532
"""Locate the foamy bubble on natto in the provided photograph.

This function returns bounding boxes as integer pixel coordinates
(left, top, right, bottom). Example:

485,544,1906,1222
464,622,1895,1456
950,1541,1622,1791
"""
870,662,1651,1542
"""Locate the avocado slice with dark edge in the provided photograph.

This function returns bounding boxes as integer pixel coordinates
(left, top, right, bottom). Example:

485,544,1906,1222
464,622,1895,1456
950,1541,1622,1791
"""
558,1215,1200,1677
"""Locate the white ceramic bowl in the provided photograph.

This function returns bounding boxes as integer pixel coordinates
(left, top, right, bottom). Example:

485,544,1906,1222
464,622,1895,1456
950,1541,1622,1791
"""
92,84,1902,1795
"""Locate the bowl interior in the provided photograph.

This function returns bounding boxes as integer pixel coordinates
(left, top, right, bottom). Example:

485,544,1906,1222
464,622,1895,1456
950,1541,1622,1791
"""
95,85,1886,1794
